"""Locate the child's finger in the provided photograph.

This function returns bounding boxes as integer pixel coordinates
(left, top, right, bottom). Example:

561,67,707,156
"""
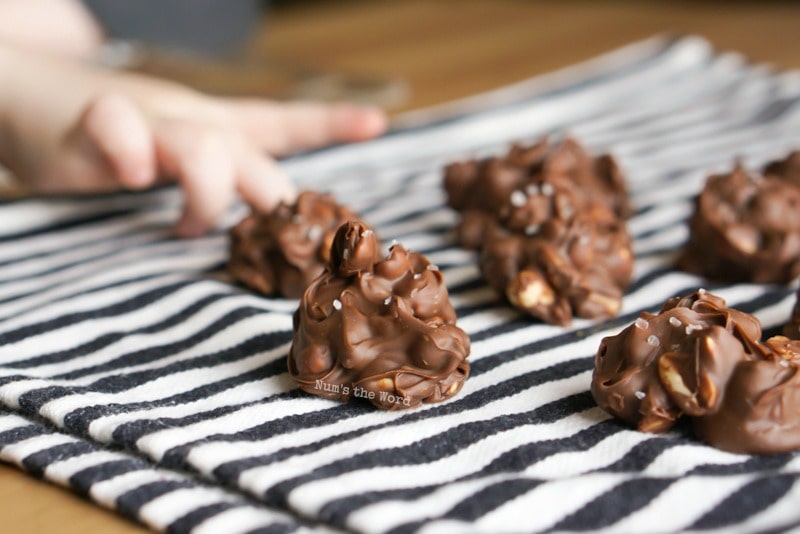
226,100,388,155
154,123,237,237
235,148,296,213
77,93,156,189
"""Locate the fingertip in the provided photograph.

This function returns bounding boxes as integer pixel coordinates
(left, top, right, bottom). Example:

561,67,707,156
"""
174,212,210,238
154,123,237,238
357,106,390,138
82,93,156,189
332,104,388,141
119,161,156,190
237,153,298,213
276,176,298,205
257,173,297,212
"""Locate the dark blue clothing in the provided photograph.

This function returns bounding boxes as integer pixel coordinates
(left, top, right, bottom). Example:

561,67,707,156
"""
82,0,265,56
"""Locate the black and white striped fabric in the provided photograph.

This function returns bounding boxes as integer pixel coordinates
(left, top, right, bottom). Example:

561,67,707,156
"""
2,35,800,533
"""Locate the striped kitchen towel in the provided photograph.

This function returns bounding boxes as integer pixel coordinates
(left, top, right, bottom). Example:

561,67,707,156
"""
2,34,800,533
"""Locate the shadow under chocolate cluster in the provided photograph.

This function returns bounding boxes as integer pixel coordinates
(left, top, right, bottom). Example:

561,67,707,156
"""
444,138,633,325
288,221,471,410
592,289,800,454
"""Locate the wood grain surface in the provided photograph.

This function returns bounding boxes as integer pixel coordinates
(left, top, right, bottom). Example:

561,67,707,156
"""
256,0,800,113
2,1,798,531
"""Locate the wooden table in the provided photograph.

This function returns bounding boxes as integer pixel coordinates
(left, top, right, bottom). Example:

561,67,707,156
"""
2,1,798,531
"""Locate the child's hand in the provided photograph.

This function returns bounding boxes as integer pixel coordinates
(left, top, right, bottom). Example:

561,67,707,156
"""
0,45,387,236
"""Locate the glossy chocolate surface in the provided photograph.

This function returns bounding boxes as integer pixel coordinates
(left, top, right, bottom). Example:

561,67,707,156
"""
593,290,800,454
444,138,633,325
289,221,470,410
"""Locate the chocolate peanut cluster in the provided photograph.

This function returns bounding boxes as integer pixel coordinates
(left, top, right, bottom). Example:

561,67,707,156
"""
764,150,800,185
680,152,800,283
444,138,634,325
592,289,800,454
228,191,360,298
288,221,471,410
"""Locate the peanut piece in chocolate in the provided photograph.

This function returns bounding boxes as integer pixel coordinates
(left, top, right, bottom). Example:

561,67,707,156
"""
228,191,359,298
481,215,632,326
444,137,633,325
679,159,800,283
593,289,800,454
288,221,470,410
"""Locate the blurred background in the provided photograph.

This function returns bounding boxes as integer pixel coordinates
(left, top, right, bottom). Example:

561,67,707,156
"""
1,0,799,532
94,0,800,115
